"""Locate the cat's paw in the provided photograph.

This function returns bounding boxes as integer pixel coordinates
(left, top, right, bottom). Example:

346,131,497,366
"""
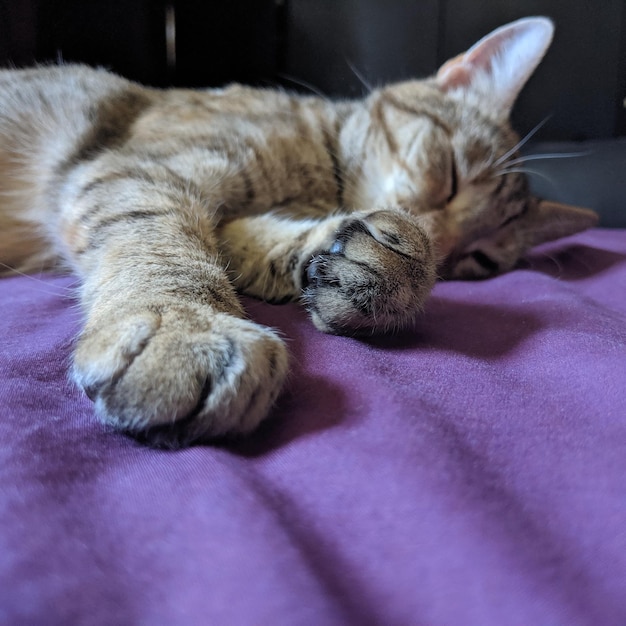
72,304,288,447
303,209,436,335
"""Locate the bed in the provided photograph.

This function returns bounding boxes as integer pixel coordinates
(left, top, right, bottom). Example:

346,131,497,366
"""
1,226,625,625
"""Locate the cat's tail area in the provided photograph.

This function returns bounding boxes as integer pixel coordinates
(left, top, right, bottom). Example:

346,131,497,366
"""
0,65,146,276
0,144,63,276
0,221,58,277
0,67,88,275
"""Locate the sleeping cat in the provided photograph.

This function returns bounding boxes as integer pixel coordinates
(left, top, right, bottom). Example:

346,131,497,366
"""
0,17,597,446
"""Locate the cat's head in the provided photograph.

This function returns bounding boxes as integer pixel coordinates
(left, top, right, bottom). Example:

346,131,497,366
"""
348,17,598,279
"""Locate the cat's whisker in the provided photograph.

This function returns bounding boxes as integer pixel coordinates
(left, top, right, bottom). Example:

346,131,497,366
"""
494,166,559,186
532,250,565,277
502,150,593,168
0,261,78,296
346,60,374,95
276,73,329,100
492,116,552,168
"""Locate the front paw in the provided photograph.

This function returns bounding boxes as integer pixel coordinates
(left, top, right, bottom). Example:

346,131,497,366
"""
303,210,436,335
73,304,288,447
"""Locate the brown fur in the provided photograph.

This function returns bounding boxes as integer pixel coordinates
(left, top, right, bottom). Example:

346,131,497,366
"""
0,18,597,446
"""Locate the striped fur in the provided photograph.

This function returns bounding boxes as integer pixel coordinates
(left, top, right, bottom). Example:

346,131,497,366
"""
0,18,597,446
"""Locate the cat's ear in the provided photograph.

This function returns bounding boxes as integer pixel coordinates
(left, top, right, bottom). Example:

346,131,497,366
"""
436,17,554,119
523,199,598,247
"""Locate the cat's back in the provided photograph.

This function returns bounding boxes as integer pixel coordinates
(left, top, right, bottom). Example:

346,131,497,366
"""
0,63,128,92
0,64,328,154
130,80,321,146
0,64,143,130
0,64,155,176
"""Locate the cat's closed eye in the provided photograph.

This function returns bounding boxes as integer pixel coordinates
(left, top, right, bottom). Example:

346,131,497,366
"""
469,250,499,273
445,248,501,280
446,159,458,204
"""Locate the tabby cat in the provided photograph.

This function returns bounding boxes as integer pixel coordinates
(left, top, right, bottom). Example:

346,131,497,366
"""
0,17,597,446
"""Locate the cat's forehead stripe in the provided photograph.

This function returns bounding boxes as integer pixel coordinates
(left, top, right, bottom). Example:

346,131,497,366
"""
371,97,399,154
379,92,452,136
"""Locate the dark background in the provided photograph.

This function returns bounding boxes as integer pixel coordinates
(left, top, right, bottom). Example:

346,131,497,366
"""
1,0,625,141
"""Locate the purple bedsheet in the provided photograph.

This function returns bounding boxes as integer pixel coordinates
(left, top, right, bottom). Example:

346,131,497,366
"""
1,228,625,625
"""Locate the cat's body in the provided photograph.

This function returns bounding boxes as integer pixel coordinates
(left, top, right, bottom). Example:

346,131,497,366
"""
0,18,597,446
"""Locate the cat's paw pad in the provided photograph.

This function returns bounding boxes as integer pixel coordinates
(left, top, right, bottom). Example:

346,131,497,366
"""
73,305,288,447
303,210,436,335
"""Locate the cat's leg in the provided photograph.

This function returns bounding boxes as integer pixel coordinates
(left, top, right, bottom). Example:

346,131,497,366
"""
59,165,288,447
218,213,345,304
218,208,436,334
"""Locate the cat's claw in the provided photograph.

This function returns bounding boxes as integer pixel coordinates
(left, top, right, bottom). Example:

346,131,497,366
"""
72,304,288,447
303,209,436,335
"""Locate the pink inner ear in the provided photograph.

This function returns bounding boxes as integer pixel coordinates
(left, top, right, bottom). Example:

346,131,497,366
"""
437,25,522,92
437,62,472,90
463,28,514,73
